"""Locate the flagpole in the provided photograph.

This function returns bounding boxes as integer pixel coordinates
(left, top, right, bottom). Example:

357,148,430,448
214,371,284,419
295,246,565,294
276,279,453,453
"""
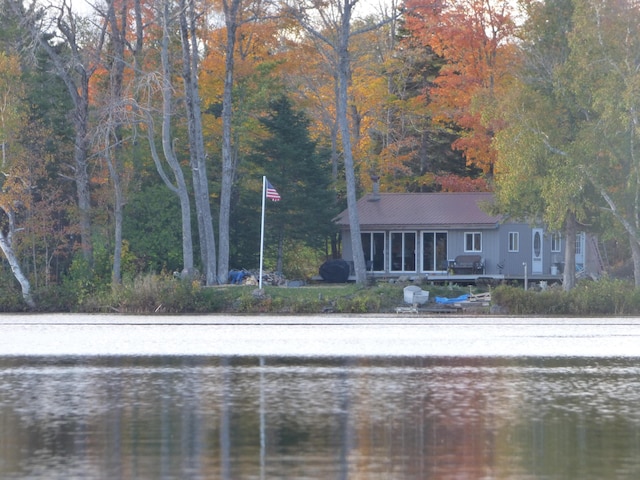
259,175,266,290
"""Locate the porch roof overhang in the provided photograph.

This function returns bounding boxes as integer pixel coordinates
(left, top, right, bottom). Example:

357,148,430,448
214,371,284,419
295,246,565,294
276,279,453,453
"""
352,223,500,231
334,192,502,230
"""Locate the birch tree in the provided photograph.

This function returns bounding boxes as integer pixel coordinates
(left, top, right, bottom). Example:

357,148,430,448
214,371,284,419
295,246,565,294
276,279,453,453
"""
0,53,35,308
494,0,640,288
494,0,585,290
566,0,640,285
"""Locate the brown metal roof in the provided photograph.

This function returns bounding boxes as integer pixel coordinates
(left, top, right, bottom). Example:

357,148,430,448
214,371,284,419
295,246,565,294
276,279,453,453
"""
335,192,500,229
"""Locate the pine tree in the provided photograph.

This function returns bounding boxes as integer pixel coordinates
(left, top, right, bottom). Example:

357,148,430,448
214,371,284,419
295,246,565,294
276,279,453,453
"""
233,96,336,274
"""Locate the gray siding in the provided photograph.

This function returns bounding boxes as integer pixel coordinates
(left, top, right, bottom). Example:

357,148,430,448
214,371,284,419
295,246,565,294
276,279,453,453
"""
445,228,500,274
337,222,605,278
499,223,536,276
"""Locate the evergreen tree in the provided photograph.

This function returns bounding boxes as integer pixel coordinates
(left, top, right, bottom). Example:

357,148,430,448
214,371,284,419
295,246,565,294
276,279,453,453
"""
232,96,337,274
122,184,185,275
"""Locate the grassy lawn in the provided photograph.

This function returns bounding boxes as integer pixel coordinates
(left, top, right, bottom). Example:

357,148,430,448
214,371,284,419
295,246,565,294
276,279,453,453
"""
26,273,485,314
211,281,477,314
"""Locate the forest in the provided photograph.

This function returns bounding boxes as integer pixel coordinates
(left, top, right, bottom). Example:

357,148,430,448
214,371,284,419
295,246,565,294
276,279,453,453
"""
0,0,639,310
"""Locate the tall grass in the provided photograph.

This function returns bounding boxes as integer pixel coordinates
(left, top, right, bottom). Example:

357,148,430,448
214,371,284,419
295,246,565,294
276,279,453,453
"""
492,278,640,316
7,269,640,316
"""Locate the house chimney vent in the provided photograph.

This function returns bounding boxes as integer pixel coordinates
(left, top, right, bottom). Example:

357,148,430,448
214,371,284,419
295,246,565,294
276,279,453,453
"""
369,174,380,201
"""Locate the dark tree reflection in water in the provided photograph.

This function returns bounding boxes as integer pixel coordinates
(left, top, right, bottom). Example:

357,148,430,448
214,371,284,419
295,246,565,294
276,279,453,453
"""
0,356,639,479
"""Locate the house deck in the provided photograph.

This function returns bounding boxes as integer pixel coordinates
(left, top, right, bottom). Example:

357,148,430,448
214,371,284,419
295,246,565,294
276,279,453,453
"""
340,273,564,285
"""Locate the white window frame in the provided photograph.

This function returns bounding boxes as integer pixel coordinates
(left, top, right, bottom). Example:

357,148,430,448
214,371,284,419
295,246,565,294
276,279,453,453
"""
390,231,417,272
421,231,448,272
551,233,562,253
465,232,482,252
361,231,386,272
508,232,519,252
575,232,585,255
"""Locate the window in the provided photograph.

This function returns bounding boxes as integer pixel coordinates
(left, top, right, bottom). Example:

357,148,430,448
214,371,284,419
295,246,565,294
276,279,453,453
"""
575,232,584,255
508,232,519,252
361,232,385,271
465,232,482,252
551,233,561,252
390,231,416,272
422,231,448,271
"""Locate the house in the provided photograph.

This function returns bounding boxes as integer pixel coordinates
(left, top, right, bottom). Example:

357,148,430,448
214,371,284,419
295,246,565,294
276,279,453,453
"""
334,191,603,282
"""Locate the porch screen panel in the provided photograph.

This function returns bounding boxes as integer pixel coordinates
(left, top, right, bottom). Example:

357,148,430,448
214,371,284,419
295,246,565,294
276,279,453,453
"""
361,232,385,271
436,232,447,270
372,233,385,270
391,232,416,272
422,232,448,271
422,233,435,271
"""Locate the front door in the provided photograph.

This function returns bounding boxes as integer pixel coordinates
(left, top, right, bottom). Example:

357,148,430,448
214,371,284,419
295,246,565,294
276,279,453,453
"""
532,228,543,274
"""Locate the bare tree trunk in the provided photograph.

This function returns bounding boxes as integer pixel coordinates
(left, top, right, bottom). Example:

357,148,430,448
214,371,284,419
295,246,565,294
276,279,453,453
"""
74,95,94,266
104,0,128,285
218,0,242,285
335,1,367,284
103,140,124,284
630,235,640,288
563,211,577,291
179,0,217,285
145,0,195,276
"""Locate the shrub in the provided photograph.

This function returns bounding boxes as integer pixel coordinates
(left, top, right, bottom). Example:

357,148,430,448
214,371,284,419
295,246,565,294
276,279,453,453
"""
0,287,28,312
105,274,201,313
63,255,99,307
33,284,76,312
568,278,636,315
492,278,640,316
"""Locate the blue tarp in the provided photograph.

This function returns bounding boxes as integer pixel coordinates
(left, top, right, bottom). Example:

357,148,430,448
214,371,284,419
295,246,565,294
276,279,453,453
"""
435,294,469,304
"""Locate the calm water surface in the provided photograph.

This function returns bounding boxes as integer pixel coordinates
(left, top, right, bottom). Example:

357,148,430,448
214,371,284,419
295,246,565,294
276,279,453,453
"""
1,354,640,479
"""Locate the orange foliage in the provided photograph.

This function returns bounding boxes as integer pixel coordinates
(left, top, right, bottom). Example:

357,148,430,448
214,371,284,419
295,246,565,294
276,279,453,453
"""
434,173,490,192
404,0,517,173
200,17,297,152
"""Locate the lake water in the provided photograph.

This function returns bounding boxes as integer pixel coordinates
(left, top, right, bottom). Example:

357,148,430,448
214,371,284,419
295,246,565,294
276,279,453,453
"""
1,315,640,479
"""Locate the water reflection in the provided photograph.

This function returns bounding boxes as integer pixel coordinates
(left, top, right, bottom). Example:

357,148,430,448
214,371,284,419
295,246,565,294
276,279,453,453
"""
1,356,640,479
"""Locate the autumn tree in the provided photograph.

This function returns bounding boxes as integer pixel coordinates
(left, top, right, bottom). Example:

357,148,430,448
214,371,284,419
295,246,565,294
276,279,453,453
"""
564,0,640,285
353,15,483,193
403,0,517,175
0,53,35,307
285,0,393,284
8,0,107,266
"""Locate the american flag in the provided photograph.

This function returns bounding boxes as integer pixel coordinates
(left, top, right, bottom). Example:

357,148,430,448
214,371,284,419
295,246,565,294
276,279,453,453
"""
266,179,281,201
